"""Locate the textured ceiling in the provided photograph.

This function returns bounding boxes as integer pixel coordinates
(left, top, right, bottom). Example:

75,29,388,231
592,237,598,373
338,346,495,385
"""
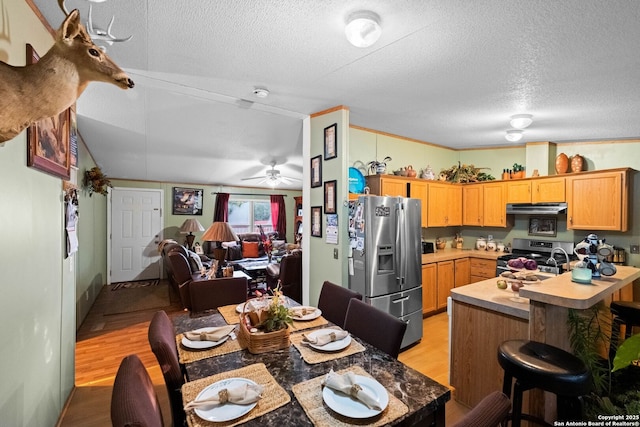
32,0,640,189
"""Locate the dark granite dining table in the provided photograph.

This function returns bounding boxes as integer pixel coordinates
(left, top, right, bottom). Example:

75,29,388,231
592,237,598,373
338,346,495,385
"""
173,307,451,426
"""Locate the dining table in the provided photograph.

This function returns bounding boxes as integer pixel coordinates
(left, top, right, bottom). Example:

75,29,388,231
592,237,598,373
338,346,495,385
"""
173,299,451,426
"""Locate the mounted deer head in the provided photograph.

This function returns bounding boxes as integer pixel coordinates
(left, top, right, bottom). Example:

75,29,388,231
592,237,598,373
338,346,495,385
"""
0,9,134,143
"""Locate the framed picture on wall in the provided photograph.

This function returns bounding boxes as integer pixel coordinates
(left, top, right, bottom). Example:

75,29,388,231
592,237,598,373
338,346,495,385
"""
311,154,322,187
311,206,322,237
528,217,557,237
324,123,337,160
172,187,204,215
324,180,337,214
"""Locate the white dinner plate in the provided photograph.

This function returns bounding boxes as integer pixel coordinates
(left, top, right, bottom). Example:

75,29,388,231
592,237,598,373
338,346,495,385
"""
193,378,258,422
306,328,352,352
181,328,230,350
322,375,389,418
291,306,322,321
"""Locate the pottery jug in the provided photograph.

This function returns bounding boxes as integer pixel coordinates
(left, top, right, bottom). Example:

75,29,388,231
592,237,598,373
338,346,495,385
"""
407,165,417,178
571,154,584,173
555,153,569,174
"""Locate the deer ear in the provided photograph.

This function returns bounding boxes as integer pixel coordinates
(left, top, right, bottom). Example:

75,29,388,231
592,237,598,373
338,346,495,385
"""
60,9,82,41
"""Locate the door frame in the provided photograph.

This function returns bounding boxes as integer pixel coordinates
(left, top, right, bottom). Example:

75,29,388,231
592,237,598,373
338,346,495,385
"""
107,187,165,284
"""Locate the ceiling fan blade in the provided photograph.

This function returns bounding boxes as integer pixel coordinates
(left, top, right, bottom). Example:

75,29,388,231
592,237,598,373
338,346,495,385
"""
281,175,302,181
241,176,264,181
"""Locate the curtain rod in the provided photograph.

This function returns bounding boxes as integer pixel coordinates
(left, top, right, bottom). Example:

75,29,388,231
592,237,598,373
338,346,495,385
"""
211,192,288,197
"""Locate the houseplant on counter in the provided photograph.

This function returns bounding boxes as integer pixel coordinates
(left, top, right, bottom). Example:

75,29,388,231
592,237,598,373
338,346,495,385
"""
367,156,392,175
512,163,525,179
84,166,112,196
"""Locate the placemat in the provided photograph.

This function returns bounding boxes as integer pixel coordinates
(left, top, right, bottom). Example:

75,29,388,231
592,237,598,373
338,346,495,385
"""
290,331,366,364
176,333,242,364
218,304,241,325
182,363,291,427
291,365,408,427
291,315,329,331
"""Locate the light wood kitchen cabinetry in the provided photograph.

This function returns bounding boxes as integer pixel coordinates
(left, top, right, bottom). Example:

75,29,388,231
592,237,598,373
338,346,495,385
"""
532,177,565,203
469,257,497,284
421,263,437,315
409,179,428,227
437,260,455,309
566,168,630,231
427,182,462,227
462,185,483,226
463,182,507,227
506,180,531,203
366,175,408,197
454,258,470,287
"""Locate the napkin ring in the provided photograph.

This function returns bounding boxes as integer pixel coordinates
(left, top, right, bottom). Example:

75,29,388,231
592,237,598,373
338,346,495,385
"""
199,332,209,340
218,389,229,404
329,332,336,341
350,384,362,398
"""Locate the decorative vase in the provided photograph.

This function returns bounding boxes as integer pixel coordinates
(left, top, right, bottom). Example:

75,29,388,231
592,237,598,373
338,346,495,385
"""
571,154,584,173
555,153,569,174
407,165,417,178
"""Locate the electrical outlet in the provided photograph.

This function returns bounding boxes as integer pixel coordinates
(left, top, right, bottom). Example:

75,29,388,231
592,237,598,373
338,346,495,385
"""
334,248,339,259
488,235,494,241
631,245,639,254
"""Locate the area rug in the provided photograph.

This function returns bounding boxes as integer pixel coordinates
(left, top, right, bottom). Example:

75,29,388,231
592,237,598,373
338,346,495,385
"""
110,279,159,290
104,281,169,315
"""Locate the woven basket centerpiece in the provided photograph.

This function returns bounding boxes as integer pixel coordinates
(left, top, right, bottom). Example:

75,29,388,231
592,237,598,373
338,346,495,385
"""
238,291,292,354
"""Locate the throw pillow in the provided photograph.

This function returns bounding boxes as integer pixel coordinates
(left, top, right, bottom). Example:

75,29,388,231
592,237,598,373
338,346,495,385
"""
242,241,260,258
226,245,243,261
187,250,204,272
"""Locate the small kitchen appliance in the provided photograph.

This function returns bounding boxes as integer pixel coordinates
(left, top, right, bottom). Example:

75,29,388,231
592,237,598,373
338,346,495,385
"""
574,233,617,278
496,238,576,276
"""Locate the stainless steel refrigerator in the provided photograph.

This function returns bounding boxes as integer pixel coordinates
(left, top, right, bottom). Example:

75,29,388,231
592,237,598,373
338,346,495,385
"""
348,195,423,349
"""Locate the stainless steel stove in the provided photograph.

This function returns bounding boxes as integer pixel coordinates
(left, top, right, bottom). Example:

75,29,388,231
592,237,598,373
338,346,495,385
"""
496,238,576,276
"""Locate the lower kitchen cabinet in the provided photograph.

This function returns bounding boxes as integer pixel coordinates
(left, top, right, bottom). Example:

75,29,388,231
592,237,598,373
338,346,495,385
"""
454,258,470,287
423,258,474,315
469,257,497,284
437,261,454,310
421,263,437,314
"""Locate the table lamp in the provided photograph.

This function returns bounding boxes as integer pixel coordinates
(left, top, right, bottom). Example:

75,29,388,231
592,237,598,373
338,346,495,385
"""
179,218,204,251
201,221,239,267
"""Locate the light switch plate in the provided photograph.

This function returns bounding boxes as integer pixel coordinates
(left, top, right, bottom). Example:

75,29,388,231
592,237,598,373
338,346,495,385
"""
631,245,639,254
334,248,339,259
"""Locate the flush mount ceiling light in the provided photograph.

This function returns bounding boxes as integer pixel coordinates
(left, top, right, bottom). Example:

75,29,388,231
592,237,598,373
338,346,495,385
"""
345,11,382,48
510,114,533,129
505,129,524,142
253,88,270,98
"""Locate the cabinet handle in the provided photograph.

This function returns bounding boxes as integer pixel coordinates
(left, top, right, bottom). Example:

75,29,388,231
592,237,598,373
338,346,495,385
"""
569,216,573,224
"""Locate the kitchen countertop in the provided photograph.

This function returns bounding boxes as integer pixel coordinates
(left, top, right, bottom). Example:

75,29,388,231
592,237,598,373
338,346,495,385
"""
421,247,503,264
451,265,640,318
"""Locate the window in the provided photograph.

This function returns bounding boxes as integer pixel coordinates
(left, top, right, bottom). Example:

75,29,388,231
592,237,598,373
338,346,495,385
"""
228,199,273,234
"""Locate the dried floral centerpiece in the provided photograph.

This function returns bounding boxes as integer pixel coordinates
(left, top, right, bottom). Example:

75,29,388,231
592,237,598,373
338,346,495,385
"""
238,284,292,353
439,161,495,183
84,166,112,196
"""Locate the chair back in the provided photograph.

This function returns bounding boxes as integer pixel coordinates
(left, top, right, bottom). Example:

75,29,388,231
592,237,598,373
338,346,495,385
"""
344,298,407,359
111,354,164,427
168,252,194,309
450,391,511,427
189,277,248,312
317,281,362,328
148,310,185,427
278,252,302,303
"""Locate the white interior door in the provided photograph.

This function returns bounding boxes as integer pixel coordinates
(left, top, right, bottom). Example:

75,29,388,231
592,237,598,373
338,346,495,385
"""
110,188,163,283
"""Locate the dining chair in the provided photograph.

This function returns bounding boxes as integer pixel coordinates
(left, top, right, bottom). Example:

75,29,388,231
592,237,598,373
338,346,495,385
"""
450,391,511,427
111,354,164,427
189,277,248,312
317,280,363,328
344,298,407,359
148,310,186,427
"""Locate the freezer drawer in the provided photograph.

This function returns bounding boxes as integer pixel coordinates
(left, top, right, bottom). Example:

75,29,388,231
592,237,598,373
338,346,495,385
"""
366,286,422,318
400,309,423,349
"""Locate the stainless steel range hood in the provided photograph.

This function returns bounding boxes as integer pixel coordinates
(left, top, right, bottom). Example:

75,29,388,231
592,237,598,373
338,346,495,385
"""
506,202,568,215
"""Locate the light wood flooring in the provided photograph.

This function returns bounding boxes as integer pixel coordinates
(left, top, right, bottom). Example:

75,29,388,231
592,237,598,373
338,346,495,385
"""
57,283,469,426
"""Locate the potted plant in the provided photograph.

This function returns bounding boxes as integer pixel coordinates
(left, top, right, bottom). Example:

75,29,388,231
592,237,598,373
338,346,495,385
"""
84,166,112,196
367,156,392,175
238,284,292,353
512,163,525,179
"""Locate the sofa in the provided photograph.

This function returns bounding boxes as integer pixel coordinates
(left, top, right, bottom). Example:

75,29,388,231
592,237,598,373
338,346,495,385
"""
159,239,212,293
202,232,282,261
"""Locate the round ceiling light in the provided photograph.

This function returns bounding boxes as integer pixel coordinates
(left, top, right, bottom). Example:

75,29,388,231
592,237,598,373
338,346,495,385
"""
253,88,270,98
505,129,524,142
510,114,533,129
345,11,382,48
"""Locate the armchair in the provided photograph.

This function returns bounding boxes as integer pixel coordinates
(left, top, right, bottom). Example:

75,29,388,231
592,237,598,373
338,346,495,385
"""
265,251,302,303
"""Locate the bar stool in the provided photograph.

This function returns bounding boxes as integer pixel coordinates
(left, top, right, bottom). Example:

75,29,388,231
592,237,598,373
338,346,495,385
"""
498,340,591,427
609,301,640,362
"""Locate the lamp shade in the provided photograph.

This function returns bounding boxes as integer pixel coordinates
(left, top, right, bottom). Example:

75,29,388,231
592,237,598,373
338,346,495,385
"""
201,222,238,243
179,218,204,233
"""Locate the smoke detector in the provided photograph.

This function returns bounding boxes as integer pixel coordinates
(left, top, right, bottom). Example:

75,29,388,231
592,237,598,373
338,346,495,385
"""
253,88,270,98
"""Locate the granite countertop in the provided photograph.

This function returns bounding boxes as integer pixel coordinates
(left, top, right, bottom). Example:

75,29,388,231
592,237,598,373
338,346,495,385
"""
451,265,640,317
173,310,451,426
421,247,504,264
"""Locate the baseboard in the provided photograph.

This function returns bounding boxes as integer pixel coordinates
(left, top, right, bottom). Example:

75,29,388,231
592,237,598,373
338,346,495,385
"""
55,385,77,427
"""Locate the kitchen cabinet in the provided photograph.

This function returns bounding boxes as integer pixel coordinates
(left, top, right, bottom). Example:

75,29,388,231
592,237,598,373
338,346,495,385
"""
437,260,454,309
469,257,497,284
532,176,565,203
409,180,428,227
506,180,531,203
462,185,483,226
454,258,470,287
421,263,437,315
366,175,407,197
427,182,462,227
463,182,508,227
566,169,630,231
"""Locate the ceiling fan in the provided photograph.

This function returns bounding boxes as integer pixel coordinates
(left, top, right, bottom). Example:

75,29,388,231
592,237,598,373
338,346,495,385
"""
241,162,301,187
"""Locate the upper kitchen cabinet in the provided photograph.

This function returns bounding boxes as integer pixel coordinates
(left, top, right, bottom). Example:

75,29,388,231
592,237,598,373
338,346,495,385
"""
366,175,408,197
409,180,428,227
462,184,483,226
506,176,565,203
463,182,508,227
506,180,531,203
428,182,462,227
566,168,631,231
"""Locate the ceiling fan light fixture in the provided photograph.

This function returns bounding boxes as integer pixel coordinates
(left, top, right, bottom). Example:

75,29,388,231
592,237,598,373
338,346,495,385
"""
345,11,382,48
505,129,524,142
509,114,533,129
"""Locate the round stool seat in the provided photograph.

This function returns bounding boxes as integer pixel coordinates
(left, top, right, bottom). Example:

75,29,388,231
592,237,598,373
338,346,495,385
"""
610,301,640,324
498,340,591,396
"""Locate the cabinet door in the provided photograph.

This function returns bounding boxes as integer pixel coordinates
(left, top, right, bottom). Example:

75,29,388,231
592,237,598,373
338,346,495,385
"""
448,185,463,226
409,180,428,227
507,180,531,203
437,261,454,309
422,263,437,314
567,171,628,231
532,177,565,203
482,182,507,227
381,178,408,197
454,258,470,287
427,183,450,227
462,185,483,226
469,258,497,282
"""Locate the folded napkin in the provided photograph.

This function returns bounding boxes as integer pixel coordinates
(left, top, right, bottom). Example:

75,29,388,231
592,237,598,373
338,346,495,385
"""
322,369,382,411
290,306,317,319
184,382,264,410
184,325,236,342
302,328,348,346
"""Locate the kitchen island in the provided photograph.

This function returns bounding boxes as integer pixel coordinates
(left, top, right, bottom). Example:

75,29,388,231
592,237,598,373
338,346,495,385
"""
449,266,639,420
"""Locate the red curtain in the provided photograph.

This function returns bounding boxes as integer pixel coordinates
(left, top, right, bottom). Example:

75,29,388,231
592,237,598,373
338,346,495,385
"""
214,193,229,222
270,195,286,240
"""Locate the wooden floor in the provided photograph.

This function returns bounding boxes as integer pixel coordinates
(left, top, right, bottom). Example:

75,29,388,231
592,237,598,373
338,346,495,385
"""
57,283,469,426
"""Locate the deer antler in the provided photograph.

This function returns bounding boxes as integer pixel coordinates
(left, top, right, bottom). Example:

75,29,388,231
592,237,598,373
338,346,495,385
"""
58,0,132,46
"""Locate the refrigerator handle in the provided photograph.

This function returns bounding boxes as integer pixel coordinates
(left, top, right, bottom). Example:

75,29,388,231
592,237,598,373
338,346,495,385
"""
396,202,405,286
